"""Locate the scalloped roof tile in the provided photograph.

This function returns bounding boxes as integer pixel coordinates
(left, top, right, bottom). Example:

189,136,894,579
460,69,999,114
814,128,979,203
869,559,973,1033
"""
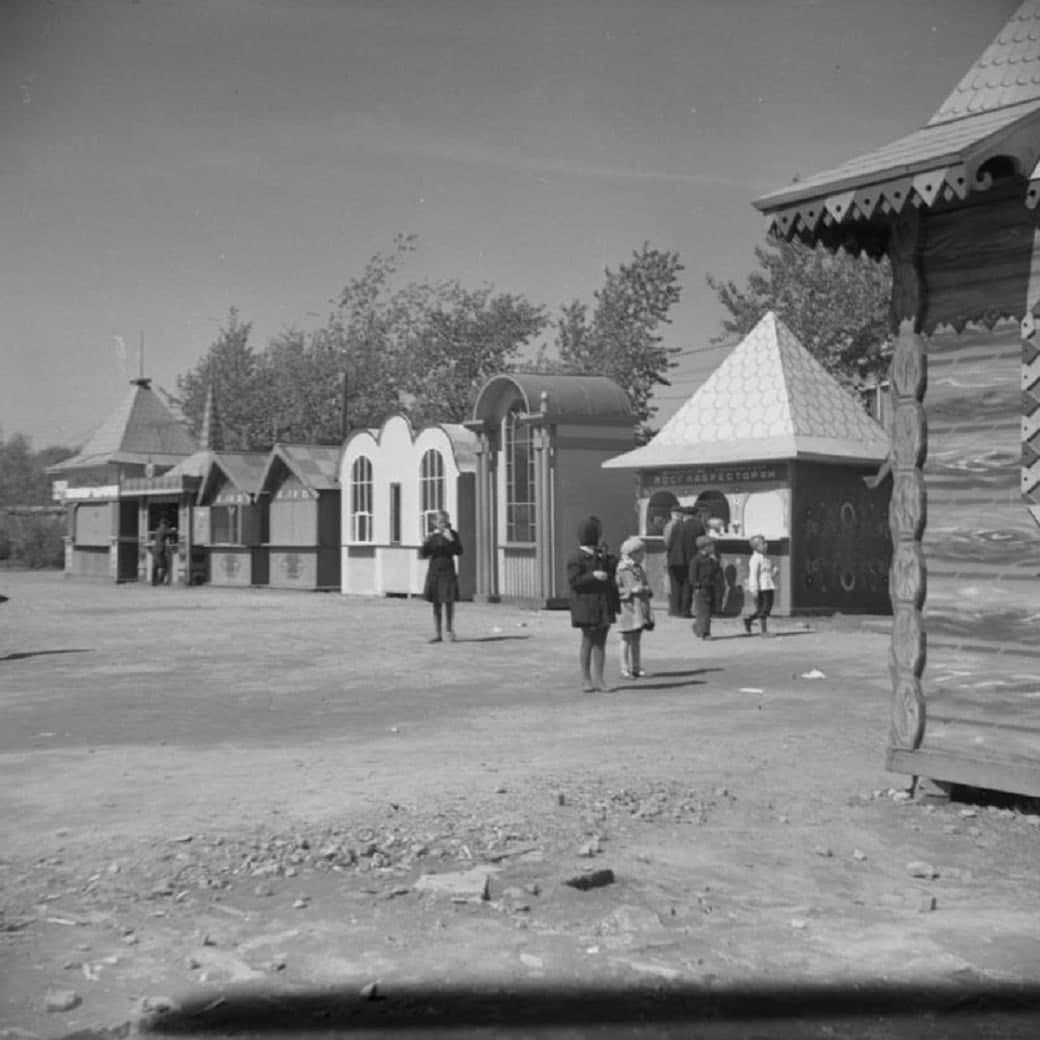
755,2,1040,213
603,312,889,469
931,0,1040,124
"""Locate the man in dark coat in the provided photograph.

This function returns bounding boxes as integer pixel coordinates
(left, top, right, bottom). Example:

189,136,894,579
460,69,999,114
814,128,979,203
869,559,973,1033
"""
672,507,705,618
663,506,687,616
151,519,173,586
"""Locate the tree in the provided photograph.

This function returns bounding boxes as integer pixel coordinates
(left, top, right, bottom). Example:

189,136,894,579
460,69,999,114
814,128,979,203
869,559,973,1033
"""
540,243,685,434
706,239,892,385
401,284,548,427
0,432,74,567
0,432,72,505
174,308,271,449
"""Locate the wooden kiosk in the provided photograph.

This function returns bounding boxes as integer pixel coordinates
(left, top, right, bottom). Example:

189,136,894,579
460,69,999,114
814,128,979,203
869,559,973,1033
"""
604,311,892,617
195,452,270,587
464,373,636,607
258,444,342,591
339,414,477,599
753,1,1040,796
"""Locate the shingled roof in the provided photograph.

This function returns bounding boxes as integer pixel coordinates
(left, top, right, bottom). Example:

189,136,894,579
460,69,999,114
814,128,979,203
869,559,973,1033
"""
260,444,342,494
754,1,1040,235
602,312,889,470
47,379,196,474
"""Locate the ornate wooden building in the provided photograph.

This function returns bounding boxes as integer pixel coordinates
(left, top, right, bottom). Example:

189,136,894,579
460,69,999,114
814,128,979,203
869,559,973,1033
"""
754,1,1040,797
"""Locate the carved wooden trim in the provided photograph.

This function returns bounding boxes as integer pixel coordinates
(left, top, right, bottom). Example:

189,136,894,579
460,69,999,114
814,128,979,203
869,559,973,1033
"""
1024,307,1040,530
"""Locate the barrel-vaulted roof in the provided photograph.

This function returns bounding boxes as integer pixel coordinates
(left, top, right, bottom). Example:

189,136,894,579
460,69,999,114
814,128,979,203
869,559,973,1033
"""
603,312,889,470
754,2,1040,245
47,379,196,474
471,373,632,425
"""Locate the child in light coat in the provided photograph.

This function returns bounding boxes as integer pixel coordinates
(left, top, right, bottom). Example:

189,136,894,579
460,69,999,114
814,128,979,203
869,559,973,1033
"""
615,536,654,679
744,534,777,635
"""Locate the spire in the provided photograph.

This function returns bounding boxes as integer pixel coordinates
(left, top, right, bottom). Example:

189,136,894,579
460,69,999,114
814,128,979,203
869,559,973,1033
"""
199,382,224,452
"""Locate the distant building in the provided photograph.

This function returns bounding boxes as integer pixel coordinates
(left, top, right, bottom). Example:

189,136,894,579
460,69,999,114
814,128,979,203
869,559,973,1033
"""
47,378,196,580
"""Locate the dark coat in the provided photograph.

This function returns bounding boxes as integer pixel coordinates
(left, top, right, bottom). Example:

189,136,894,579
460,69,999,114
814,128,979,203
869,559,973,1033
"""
419,528,462,603
690,550,720,592
667,515,704,568
567,546,620,629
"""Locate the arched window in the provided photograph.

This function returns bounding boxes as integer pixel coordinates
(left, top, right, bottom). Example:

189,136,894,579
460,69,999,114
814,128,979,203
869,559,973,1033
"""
419,448,445,535
350,455,373,542
646,490,678,537
694,490,730,529
504,404,536,542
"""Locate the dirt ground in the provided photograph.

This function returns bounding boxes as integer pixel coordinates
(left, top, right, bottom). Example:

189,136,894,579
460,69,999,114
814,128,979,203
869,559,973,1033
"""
1,569,1039,1040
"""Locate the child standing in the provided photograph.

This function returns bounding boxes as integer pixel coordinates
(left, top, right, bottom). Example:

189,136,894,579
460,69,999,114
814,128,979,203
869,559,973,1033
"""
419,510,463,642
566,515,620,693
615,536,654,679
689,535,720,640
744,534,777,636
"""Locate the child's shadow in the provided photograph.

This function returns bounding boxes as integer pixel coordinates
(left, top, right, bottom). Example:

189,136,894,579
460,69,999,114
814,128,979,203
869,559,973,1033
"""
620,666,724,691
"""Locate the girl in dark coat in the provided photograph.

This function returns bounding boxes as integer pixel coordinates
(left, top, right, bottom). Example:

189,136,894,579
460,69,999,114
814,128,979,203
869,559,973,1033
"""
566,515,620,693
419,510,463,642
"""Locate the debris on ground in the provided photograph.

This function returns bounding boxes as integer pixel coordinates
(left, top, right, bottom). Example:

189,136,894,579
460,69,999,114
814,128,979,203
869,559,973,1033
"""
563,868,615,891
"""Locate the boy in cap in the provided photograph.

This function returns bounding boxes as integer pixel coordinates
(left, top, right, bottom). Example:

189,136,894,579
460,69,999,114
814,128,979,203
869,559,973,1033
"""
689,534,720,639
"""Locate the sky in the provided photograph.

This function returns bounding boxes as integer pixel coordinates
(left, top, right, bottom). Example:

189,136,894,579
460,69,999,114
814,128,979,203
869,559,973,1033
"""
0,0,1022,449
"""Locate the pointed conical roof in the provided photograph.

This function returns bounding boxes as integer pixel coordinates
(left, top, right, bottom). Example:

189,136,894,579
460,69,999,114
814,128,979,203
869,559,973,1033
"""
603,312,889,470
48,378,197,474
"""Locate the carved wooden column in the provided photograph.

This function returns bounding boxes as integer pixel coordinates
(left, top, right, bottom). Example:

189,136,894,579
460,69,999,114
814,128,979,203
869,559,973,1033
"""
1022,252,1040,530
887,208,928,752
472,428,490,599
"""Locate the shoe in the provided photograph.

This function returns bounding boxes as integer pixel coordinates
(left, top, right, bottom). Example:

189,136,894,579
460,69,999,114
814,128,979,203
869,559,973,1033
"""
634,669,649,678
743,617,753,635
581,683,595,693
429,635,443,644
447,631,457,642
619,669,633,680
593,686,615,694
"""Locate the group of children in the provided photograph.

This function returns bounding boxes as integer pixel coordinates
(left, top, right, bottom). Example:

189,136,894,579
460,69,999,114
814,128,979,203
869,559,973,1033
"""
420,507,779,694
566,514,777,693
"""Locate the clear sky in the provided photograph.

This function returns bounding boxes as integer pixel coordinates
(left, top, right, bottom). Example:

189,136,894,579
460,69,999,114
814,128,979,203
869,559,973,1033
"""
1,0,1020,449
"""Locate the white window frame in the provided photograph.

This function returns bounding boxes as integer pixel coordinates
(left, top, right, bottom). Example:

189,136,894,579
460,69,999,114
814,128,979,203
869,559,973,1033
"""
419,448,445,536
350,455,373,542
504,404,536,544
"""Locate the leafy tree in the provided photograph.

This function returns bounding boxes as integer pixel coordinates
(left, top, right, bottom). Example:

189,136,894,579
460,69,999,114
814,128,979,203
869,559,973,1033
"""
171,236,548,446
0,432,73,567
174,308,271,449
402,285,548,427
0,432,73,505
323,234,428,433
539,243,685,434
259,327,345,444
706,239,892,384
